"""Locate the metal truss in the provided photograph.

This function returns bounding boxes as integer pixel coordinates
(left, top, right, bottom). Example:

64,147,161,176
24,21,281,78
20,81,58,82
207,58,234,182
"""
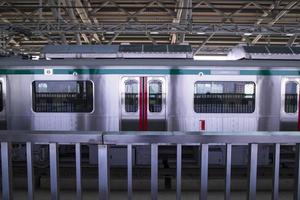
1,0,300,56
1,22,299,36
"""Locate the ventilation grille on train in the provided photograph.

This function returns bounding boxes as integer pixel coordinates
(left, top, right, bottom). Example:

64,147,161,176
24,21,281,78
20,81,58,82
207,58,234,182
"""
228,45,300,60
42,44,193,59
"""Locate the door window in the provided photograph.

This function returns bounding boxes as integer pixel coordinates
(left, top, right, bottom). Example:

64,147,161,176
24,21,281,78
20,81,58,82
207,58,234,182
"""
285,81,298,113
124,80,139,112
149,80,162,112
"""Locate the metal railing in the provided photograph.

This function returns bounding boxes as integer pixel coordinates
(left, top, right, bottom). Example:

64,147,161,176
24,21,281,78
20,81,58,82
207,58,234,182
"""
1,131,300,200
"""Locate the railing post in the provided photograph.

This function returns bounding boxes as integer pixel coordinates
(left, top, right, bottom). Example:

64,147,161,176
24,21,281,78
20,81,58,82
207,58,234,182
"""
295,144,300,200
151,144,158,200
247,143,258,200
127,144,133,200
26,142,34,200
98,144,109,200
176,144,182,200
75,143,82,200
199,144,209,200
49,143,59,200
272,144,280,200
1,142,13,200
225,144,232,200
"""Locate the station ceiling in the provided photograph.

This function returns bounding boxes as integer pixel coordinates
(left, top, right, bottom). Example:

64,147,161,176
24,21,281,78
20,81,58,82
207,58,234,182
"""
0,0,300,56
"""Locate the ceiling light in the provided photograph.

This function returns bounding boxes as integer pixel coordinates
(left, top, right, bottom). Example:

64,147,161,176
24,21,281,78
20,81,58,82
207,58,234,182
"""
243,33,252,36
194,55,229,60
286,33,294,36
196,32,205,35
150,32,159,34
106,32,115,34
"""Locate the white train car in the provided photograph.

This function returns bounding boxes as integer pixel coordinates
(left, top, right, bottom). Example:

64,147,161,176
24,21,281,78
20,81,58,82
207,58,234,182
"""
0,44,299,166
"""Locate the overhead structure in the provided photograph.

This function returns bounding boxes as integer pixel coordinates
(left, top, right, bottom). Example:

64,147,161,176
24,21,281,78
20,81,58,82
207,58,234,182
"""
228,45,300,60
0,0,300,56
42,44,193,59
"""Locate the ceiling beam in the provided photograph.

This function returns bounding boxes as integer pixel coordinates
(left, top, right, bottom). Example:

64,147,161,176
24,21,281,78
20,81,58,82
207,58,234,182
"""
171,0,192,44
145,32,157,44
3,23,300,36
107,33,119,45
82,0,102,43
194,33,214,55
90,1,110,15
252,1,299,44
75,0,100,43
287,35,297,46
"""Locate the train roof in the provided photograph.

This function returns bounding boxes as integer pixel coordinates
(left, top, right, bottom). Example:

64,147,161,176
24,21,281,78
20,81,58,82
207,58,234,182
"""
0,57,300,68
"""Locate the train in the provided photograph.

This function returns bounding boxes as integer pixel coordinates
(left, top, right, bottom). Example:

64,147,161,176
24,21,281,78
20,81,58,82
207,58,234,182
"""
0,44,299,166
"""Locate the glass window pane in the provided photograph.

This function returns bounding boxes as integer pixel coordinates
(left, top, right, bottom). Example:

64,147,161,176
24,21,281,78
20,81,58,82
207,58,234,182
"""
194,81,255,113
32,81,93,113
285,82,298,113
125,80,138,112
149,81,162,113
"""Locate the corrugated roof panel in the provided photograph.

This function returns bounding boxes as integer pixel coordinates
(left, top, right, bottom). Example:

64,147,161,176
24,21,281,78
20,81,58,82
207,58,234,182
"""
143,44,167,52
119,45,143,52
42,45,119,53
244,46,268,54
42,44,193,59
168,45,192,52
291,47,300,54
267,46,293,54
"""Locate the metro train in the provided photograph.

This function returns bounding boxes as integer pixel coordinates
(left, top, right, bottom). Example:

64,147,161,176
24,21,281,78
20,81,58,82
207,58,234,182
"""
0,44,299,166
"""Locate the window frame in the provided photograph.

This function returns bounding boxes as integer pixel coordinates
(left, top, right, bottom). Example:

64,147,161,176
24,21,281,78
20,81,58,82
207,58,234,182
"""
121,77,140,118
148,79,163,113
32,80,95,113
284,81,299,114
193,81,256,114
124,79,139,113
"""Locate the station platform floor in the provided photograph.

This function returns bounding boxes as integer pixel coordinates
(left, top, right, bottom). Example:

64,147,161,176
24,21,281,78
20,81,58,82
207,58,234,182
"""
2,164,296,199
3,190,294,200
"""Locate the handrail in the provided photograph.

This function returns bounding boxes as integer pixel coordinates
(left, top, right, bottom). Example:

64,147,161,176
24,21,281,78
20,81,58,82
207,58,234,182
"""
1,131,300,200
0,130,103,143
103,131,300,144
1,131,300,144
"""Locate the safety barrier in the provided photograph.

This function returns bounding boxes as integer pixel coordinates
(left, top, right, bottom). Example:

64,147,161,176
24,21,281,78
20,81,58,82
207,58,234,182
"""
1,131,300,200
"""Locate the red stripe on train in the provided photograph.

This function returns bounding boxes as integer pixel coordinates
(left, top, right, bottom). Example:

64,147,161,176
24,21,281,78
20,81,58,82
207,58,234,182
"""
144,77,148,131
139,77,144,131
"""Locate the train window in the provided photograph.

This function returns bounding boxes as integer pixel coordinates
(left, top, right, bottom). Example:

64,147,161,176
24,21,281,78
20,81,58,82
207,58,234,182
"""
194,81,255,113
285,82,298,113
32,81,93,112
0,82,3,112
149,81,162,112
125,80,138,112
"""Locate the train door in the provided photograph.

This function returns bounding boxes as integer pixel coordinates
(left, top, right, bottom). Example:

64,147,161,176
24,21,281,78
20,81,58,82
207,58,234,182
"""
121,76,166,131
280,77,300,131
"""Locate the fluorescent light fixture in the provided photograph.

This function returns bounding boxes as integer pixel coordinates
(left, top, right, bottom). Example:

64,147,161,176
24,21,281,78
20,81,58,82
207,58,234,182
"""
106,32,115,34
32,55,40,60
286,33,294,36
243,33,252,36
150,32,159,34
194,55,229,60
196,32,205,35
